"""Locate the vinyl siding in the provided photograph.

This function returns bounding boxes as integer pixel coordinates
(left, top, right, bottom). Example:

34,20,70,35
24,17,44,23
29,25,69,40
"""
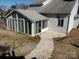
73,19,79,28
67,0,78,33
48,16,68,33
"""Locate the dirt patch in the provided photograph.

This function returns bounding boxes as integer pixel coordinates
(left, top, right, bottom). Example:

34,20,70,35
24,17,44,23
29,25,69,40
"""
50,28,79,59
0,28,40,56
54,28,79,47
50,41,79,59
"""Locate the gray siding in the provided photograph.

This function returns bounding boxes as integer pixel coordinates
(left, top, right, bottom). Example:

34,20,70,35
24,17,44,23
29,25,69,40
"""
73,19,79,28
48,16,68,33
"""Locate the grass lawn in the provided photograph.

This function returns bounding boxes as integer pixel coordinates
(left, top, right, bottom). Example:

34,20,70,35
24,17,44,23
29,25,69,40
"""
0,28,40,56
50,28,79,59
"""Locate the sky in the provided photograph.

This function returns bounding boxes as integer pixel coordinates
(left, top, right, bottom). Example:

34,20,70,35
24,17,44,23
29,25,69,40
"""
0,0,32,7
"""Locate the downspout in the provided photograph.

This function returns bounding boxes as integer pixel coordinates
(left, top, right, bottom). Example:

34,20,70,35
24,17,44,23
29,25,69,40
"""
66,15,70,34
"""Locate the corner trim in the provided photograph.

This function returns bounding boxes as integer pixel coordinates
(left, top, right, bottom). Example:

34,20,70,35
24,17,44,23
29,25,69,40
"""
66,15,70,34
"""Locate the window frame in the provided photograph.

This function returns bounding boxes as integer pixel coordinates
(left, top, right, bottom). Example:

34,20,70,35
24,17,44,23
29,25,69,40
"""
42,20,48,29
58,18,64,27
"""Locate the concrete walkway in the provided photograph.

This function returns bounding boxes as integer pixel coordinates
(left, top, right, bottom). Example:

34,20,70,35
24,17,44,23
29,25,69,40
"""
25,31,65,59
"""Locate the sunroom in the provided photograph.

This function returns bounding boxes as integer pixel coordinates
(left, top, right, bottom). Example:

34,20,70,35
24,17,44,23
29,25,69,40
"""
5,9,48,36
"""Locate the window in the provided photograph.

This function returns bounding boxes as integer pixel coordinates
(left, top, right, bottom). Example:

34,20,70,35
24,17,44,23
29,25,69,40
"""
14,19,17,31
25,21,32,34
12,13,16,18
42,20,48,29
18,20,24,33
29,22,32,34
36,21,41,33
58,18,64,27
12,19,15,30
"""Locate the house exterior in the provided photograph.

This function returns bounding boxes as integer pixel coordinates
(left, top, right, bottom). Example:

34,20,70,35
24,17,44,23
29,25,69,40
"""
42,0,78,33
5,0,79,36
74,15,79,28
5,9,48,36
28,0,78,33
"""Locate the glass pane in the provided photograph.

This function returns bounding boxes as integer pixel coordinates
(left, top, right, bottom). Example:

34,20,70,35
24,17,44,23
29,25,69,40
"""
8,19,10,29
12,19,15,31
58,19,64,27
29,22,31,34
36,21,41,33
14,19,17,31
25,21,27,33
61,19,64,26
10,19,12,30
18,20,24,33
12,13,16,18
42,20,47,29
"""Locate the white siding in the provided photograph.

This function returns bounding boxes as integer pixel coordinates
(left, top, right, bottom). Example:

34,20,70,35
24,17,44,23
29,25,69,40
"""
31,23,35,36
73,19,79,28
48,16,69,33
68,0,78,33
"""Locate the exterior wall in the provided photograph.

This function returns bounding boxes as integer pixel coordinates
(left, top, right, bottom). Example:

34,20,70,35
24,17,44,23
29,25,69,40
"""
41,28,48,32
48,16,69,33
6,12,32,35
6,12,48,36
6,15,12,30
32,20,48,36
73,19,79,28
67,0,78,33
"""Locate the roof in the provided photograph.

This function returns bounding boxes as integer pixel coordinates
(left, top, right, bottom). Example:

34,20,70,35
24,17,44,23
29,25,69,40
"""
32,0,46,4
28,0,76,15
39,0,76,14
27,7,41,11
5,9,48,22
29,4,43,7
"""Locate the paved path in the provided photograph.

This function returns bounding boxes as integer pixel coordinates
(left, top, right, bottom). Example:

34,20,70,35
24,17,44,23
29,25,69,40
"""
25,31,65,59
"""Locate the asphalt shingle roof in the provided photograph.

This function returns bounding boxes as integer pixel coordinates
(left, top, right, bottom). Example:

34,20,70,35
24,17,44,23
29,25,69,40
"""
28,7,41,11
39,0,76,14
32,0,46,4
6,9,48,22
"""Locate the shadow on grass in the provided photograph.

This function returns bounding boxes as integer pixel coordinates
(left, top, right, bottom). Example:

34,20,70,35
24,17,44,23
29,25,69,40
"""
53,36,70,41
71,43,79,48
